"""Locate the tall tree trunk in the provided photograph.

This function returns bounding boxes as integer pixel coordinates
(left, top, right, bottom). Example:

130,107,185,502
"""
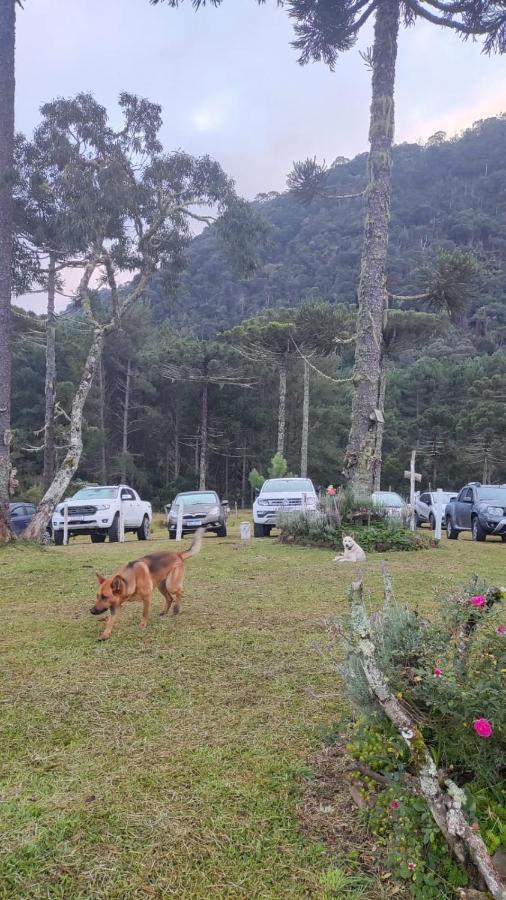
120,357,131,482
43,253,57,490
277,353,288,456
0,0,15,543
173,399,180,479
300,359,310,477
372,357,387,492
23,328,104,541
224,453,229,498
241,444,247,509
344,0,400,495
199,381,208,490
98,359,107,484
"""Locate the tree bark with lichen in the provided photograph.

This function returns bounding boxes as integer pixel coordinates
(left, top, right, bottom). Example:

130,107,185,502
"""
0,0,15,543
344,0,400,495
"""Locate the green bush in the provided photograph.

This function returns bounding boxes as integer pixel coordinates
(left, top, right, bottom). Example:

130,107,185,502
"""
278,510,436,553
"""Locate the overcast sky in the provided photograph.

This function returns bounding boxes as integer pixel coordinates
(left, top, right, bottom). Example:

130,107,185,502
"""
16,0,506,312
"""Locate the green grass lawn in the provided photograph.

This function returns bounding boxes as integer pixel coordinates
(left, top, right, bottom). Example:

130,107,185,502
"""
1,519,505,899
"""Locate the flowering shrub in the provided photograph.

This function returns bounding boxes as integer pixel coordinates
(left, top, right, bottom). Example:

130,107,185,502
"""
342,579,506,897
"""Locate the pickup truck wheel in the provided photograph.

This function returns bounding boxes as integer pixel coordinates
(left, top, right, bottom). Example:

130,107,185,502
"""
216,525,227,538
108,514,120,543
169,531,176,540
137,516,150,541
254,523,268,537
429,513,436,531
54,530,64,546
91,534,107,543
471,516,487,542
446,517,459,540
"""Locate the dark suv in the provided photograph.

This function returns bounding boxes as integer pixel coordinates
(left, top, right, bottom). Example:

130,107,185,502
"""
445,483,506,542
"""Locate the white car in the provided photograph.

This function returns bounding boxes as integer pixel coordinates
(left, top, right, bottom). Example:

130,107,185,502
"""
52,484,152,544
371,491,407,519
415,490,457,529
253,477,318,537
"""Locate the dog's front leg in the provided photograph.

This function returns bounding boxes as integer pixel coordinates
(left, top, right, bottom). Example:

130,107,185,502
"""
99,606,121,641
140,594,151,629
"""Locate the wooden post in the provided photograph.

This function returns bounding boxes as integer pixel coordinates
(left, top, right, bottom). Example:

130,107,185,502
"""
404,450,421,532
63,503,69,545
176,501,183,541
434,488,443,540
118,502,125,543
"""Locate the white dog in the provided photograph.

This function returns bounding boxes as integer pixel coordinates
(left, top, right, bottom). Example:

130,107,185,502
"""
334,534,366,563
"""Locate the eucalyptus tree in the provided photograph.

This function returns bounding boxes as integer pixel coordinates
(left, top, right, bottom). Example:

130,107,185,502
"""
151,0,506,494
0,0,16,542
23,92,260,541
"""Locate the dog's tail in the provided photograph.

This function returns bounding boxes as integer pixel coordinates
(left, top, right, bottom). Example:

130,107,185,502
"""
181,527,205,560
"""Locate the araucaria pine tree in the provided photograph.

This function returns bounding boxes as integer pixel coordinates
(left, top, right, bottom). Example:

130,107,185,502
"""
152,0,506,493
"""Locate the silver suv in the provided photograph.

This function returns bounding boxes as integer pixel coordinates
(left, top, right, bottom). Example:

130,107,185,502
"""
415,491,457,529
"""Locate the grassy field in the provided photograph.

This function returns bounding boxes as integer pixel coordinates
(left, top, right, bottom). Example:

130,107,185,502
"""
1,517,505,899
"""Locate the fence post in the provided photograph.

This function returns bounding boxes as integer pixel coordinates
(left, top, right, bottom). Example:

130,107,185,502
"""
435,488,443,541
118,503,125,543
176,502,183,541
63,503,69,545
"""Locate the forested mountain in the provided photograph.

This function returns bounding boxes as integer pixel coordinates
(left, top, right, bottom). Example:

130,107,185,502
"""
150,115,506,337
11,116,506,505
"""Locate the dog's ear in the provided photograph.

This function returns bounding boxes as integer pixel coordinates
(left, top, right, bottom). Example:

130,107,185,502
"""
111,575,125,594
96,572,106,584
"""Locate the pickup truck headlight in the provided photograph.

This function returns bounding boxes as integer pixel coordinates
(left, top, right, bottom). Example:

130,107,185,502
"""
257,499,269,506
95,504,111,511
487,506,504,516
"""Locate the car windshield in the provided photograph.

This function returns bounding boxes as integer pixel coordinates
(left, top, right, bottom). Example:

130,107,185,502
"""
175,493,217,506
477,487,506,504
373,492,403,507
261,479,314,493
72,487,119,500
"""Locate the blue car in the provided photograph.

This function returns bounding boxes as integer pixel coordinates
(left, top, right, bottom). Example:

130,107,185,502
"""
9,502,51,540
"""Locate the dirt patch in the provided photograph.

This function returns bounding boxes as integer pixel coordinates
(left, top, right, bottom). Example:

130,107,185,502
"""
299,740,408,898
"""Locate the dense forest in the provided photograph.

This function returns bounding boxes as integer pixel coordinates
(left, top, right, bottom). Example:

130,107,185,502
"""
12,115,506,507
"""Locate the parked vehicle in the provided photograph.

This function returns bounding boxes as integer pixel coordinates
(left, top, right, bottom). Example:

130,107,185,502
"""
253,477,317,537
371,491,406,519
9,502,52,541
445,482,506,542
51,484,152,544
166,490,227,538
415,490,457,529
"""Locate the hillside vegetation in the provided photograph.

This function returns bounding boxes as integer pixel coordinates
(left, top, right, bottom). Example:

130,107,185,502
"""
11,116,506,500
156,116,506,337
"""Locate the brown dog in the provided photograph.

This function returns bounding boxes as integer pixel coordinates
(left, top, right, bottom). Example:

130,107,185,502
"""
90,528,205,640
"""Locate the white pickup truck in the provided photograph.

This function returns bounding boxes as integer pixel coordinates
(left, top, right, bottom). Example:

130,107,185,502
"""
52,484,152,544
253,477,318,537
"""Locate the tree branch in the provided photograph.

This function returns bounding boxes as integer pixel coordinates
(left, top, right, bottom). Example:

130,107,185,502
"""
348,579,506,900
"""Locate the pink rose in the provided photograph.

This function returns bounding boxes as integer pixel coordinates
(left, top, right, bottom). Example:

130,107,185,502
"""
389,799,400,810
473,718,493,738
496,625,506,635
433,667,443,677
469,595,486,607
